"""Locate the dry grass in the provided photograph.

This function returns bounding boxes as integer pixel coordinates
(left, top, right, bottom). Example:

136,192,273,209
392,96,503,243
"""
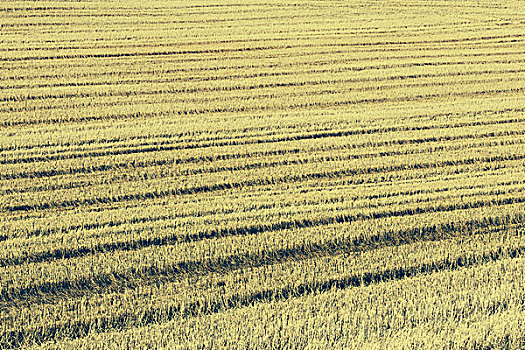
1,0,525,349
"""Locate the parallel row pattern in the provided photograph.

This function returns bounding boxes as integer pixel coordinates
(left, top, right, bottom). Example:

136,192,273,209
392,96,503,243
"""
1,1,525,349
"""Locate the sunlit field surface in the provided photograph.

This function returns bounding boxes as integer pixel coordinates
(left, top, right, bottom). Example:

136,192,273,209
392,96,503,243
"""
1,1,525,349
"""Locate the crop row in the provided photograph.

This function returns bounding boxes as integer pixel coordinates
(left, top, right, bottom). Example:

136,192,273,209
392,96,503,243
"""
2,220,524,348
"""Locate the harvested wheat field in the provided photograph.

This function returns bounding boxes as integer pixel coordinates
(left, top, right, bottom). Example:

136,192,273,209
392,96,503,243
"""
1,0,525,349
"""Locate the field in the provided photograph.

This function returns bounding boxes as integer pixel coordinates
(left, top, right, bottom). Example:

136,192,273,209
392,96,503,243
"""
1,0,525,349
